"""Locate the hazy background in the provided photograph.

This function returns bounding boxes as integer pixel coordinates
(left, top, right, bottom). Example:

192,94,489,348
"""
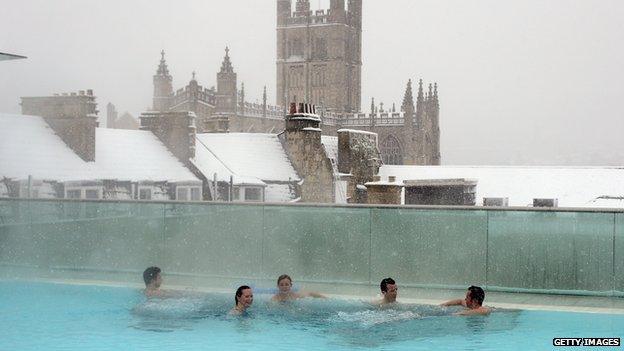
1,0,623,166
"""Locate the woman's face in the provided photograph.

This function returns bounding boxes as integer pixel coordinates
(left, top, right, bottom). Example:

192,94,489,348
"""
278,278,292,293
239,288,253,307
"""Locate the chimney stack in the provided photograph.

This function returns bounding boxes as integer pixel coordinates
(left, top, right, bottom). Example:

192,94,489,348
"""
20,90,98,161
140,110,197,162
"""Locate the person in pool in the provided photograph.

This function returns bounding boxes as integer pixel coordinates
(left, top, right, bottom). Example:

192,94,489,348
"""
271,274,326,302
230,285,254,315
373,277,399,306
143,266,169,298
441,285,491,315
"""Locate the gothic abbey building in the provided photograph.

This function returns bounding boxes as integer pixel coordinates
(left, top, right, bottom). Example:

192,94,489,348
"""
150,0,440,166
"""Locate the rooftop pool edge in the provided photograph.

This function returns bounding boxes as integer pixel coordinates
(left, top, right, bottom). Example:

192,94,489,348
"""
3,277,623,315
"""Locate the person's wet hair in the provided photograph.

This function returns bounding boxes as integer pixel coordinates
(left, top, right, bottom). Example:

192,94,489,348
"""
235,285,251,305
380,277,395,293
277,274,292,285
143,266,161,286
468,285,485,305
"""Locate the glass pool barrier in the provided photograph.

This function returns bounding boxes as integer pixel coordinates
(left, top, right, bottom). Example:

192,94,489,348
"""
0,198,622,298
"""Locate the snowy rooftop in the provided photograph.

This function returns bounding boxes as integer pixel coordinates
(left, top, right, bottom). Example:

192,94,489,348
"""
379,165,624,208
0,113,200,183
192,136,263,185
321,135,338,164
94,128,199,182
194,133,300,183
0,113,94,181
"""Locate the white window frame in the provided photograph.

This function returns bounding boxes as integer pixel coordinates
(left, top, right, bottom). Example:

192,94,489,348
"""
66,189,82,199
138,186,153,200
243,186,264,202
176,187,189,201
175,186,201,201
17,179,43,198
190,187,201,201
85,189,100,200
0,183,8,198
64,186,103,200
232,186,241,201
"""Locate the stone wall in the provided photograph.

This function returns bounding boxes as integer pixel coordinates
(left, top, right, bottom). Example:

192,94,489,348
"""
281,103,335,203
21,91,98,162
366,184,402,205
140,111,197,162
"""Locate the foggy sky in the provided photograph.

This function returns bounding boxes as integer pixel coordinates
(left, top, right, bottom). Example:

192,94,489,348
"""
1,0,623,166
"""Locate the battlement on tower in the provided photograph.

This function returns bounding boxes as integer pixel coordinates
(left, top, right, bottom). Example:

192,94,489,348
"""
323,111,407,127
171,85,216,109
278,0,361,28
240,102,284,120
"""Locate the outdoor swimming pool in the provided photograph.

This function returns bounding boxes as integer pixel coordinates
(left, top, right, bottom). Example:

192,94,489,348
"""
1,281,622,351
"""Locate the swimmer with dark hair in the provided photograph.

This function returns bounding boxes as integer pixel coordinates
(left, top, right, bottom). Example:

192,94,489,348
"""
142,266,189,298
143,266,166,298
230,285,254,315
373,277,398,306
441,285,491,315
271,274,326,302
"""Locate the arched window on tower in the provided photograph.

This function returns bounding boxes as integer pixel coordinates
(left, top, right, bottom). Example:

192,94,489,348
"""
381,135,403,165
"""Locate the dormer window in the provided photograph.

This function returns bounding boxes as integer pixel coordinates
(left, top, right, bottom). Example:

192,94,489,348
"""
176,186,202,201
139,188,152,200
64,186,102,200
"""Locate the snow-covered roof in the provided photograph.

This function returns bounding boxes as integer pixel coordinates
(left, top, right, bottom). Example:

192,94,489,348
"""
194,133,300,183
321,135,338,163
320,135,340,178
0,113,200,183
94,128,200,182
192,138,264,185
587,197,624,208
379,165,624,208
0,113,94,181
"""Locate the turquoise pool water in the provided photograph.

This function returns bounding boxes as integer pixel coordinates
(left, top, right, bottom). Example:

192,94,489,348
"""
1,281,622,350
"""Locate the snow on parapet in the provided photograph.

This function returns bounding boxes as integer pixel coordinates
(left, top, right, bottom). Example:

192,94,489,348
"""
337,129,378,137
378,165,624,208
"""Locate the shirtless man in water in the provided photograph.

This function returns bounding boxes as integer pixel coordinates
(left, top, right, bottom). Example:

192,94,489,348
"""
373,277,399,306
271,274,326,302
143,266,182,298
441,285,491,316
143,266,166,298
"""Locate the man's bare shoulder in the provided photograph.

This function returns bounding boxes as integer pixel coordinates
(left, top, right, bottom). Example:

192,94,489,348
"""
456,306,491,316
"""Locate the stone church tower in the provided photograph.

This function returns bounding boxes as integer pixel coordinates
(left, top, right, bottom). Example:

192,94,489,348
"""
276,0,362,113
146,1,440,165
216,47,237,115
153,50,173,111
